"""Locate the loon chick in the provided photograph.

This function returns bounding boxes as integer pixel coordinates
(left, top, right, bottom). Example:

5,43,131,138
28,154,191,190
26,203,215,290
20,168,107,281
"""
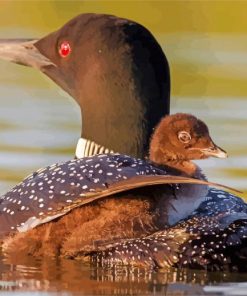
0,113,230,258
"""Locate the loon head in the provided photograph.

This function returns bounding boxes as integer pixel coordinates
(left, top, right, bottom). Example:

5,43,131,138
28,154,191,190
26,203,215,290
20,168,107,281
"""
0,13,170,158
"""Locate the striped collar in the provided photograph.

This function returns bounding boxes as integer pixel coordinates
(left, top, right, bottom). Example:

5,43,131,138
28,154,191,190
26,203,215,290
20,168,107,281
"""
75,138,115,158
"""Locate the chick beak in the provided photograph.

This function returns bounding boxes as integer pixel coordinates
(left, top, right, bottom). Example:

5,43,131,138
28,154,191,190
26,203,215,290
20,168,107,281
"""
200,144,228,159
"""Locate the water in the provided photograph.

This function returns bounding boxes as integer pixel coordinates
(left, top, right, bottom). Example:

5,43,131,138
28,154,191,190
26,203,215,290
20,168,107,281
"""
1,259,247,296
0,4,247,295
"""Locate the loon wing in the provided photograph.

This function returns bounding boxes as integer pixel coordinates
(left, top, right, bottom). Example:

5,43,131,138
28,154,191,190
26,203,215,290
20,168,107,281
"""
0,174,225,236
64,174,240,209
0,153,240,236
14,175,240,234
0,174,238,237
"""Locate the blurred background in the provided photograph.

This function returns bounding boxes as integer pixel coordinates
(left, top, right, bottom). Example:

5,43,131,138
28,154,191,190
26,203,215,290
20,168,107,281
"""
0,1,246,198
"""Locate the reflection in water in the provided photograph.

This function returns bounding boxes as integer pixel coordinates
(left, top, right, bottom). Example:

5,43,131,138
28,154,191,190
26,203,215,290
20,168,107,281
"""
1,255,247,295
0,255,225,294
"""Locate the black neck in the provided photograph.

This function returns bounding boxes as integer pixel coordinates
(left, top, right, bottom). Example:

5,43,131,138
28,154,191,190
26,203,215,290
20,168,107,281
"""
78,23,170,158
81,89,169,158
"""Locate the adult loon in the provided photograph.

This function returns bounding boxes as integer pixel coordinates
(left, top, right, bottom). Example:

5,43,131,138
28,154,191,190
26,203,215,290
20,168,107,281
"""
1,113,232,261
0,14,246,271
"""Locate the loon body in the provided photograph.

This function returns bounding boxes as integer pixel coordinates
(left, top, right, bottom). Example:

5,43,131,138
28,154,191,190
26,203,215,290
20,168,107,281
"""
1,113,230,259
0,14,246,271
91,190,247,272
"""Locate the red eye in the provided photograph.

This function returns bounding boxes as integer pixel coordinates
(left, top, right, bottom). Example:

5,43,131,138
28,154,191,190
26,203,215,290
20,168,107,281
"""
59,41,71,58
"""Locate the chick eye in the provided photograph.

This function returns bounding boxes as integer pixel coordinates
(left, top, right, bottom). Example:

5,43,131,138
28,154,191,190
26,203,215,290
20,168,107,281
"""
58,41,71,58
178,131,191,143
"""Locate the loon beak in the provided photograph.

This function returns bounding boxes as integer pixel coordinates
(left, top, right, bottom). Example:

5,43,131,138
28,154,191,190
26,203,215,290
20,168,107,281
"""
0,39,74,97
0,39,55,70
200,145,228,159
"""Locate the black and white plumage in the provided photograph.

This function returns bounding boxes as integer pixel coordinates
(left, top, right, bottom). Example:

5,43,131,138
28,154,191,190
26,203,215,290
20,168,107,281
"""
0,153,222,237
90,188,247,271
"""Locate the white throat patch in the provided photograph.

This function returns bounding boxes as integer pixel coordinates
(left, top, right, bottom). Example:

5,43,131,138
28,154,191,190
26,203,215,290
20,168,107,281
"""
75,138,115,158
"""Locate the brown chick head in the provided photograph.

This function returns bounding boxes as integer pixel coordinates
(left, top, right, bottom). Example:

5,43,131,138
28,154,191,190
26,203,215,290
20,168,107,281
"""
149,113,227,164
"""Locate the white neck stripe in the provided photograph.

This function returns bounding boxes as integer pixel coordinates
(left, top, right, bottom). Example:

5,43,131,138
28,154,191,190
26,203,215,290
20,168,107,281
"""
75,138,115,158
